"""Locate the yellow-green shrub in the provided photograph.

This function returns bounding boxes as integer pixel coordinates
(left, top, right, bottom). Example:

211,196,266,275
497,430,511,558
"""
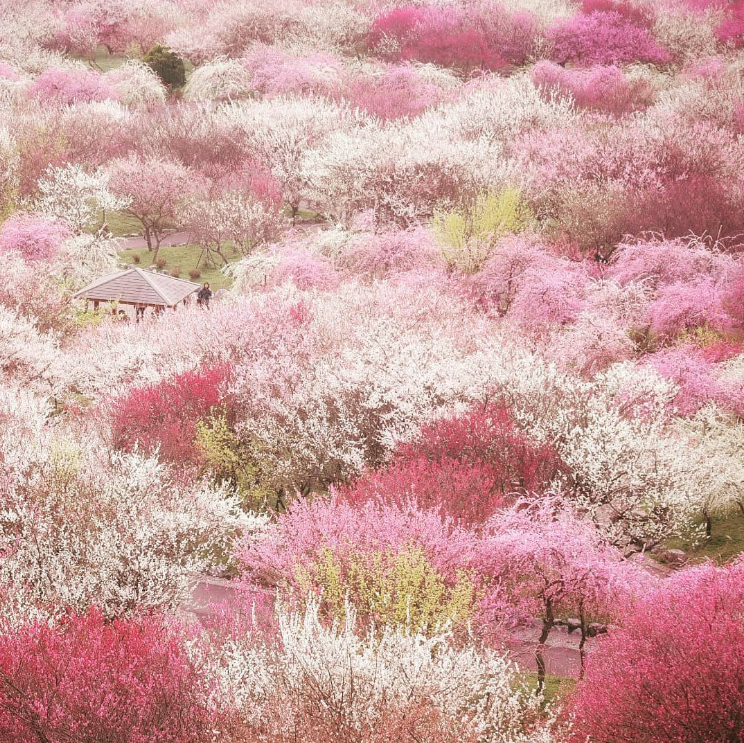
196,412,275,511
294,543,479,632
433,186,533,272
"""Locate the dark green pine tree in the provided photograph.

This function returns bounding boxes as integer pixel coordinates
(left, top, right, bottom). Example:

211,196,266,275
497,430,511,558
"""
142,45,186,88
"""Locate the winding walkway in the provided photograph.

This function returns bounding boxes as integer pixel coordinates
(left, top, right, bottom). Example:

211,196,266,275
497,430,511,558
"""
118,231,192,251
183,577,590,678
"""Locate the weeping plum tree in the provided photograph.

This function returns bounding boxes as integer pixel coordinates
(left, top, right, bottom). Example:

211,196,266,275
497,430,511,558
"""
480,498,651,690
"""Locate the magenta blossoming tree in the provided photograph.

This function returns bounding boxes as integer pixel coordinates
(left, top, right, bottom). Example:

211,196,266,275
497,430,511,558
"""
568,559,744,742
341,402,566,524
0,610,219,743
547,9,671,66
0,212,72,262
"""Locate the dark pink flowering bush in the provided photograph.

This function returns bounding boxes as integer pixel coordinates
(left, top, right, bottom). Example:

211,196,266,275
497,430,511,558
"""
0,610,218,743
531,61,653,115
509,262,589,334
342,403,566,524
547,10,671,66
369,5,510,73
342,457,511,526
609,238,732,290
568,560,744,742
0,212,71,262
649,346,744,416
348,64,445,121
716,3,744,47
647,278,731,340
723,262,744,328
108,363,233,464
579,0,654,26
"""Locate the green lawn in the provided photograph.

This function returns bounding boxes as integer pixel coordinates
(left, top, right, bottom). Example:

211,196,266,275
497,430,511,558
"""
522,673,577,704
83,47,129,73
292,207,323,222
96,211,143,237
84,45,196,77
666,509,744,565
119,244,237,290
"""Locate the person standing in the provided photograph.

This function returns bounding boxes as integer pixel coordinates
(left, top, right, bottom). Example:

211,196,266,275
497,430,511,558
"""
197,282,213,308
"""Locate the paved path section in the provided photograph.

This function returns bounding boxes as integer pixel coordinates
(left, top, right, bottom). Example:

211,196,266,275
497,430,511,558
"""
118,231,193,251
183,577,593,678
118,220,327,252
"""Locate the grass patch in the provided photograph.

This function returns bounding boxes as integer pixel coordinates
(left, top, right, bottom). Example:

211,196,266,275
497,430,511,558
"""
81,45,196,81
95,211,144,238
666,509,744,565
118,243,237,290
287,206,324,223
522,673,577,705
82,47,129,73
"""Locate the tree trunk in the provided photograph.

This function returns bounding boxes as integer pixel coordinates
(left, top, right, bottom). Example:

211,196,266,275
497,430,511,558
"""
579,605,588,679
215,246,229,266
704,510,712,539
151,231,164,265
536,600,554,694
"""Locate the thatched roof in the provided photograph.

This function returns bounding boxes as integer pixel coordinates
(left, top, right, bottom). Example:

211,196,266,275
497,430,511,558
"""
73,268,201,308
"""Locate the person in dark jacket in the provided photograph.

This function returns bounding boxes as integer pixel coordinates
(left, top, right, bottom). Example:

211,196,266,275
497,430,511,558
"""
196,282,213,308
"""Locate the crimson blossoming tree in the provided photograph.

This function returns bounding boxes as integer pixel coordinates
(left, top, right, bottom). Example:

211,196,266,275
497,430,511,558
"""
107,363,233,464
342,403,566,524
568,559,744,742
368,4,535,74
0,610,219,743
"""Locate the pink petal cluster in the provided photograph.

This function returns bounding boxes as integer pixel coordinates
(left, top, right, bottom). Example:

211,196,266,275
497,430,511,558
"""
0,211,71,262
29,67,118,105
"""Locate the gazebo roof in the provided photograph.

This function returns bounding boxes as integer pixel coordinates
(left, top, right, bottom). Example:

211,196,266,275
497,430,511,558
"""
73,268,201,308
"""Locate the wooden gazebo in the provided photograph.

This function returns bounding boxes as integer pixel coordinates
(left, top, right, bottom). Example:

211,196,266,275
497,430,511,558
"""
73,267,201,318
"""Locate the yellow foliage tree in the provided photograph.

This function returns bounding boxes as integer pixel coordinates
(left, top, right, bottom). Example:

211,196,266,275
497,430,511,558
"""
433,186,533,272
294,543,479,633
